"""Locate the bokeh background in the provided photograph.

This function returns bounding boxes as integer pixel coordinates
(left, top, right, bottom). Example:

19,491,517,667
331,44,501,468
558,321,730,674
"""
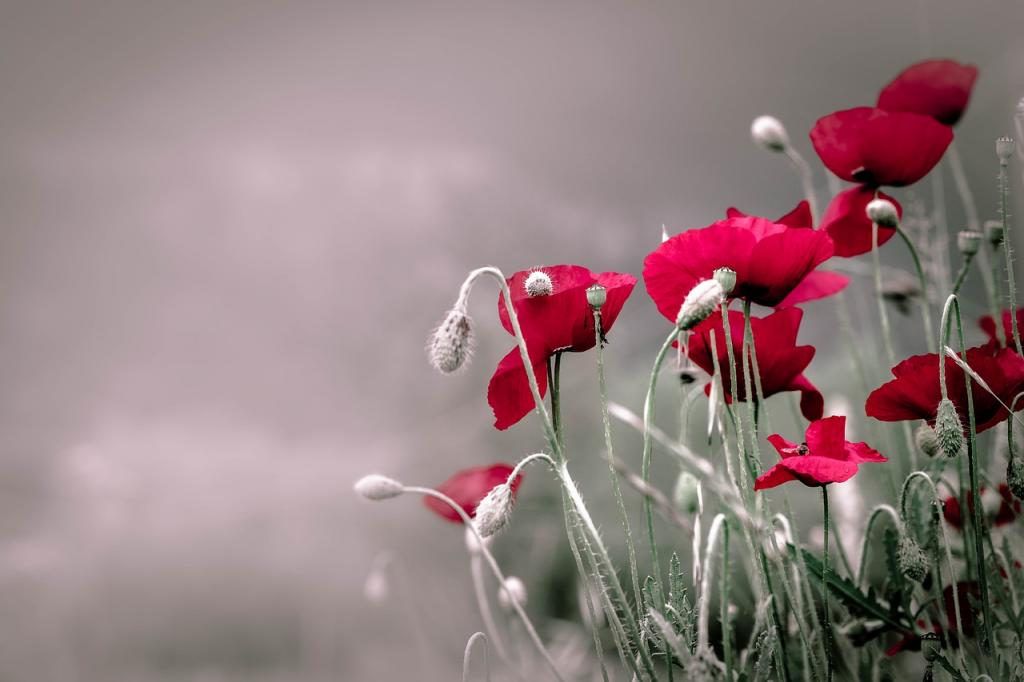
1,1,1023,680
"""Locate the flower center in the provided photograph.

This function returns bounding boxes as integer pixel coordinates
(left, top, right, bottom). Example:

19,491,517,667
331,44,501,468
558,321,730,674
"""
524,271,553,297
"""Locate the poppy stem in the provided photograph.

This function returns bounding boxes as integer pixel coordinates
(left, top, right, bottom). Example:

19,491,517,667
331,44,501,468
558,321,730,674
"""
939,295,995,656
784,146,820,226
462,632,491,682
893,223,936,353
593,308,643,621
951,250,976,296
820,486,834,682
871,220,897,369
998,150,1022,355
402,486,567,682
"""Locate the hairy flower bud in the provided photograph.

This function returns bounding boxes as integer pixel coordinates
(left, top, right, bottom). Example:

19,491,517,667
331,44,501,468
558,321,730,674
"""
985,219,1005,246
898,533,928,583
866,198,900,228
713,267,737,295
1008,454,1024,501
474,483,514,537
354,474,404,501
586,283,607,309
996,136,1015,164
524,270,553,297
672,471,701,515
935,398,965,458
428,308,473,373
915,423,940,458
957,230,982,256
497,576,527,610
677,279,724,330
751,115,789,152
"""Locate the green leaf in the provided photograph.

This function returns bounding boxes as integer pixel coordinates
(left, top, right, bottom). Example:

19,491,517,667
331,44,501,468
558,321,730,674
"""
787,544,912,632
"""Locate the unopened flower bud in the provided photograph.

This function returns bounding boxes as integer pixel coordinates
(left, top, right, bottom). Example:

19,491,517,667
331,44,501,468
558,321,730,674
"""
474,483,514,537
713,267,737,296
677,279,724,330
915,423,940,458
866,198,900,228
1008,454,1024,500
497,576,527,610
897,534,929,583
354,474,404,501
464,526,493,554
957,230,982,256
672,471,701,515
586,284,607,309
920,631,941,662
935,398,965,458
751,115,789,152
985,219,1005,246
428,308,473,373
524,270,553,297
996,136,1015,164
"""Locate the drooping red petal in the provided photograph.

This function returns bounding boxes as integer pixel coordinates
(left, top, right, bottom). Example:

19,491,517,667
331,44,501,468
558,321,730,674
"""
810,107,953,187
820,185,902,257
487,347,549,431
777,270,849,308
790,374,825,421
424,463,522,523
767,433,801,459
753,461,799,490
877,59,979,126
805,415,847,459
979,308,1024,349
746,227,835,306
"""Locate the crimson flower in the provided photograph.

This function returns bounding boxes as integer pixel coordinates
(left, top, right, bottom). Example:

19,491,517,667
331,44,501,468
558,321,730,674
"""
979,307,1024,349
754,416,886,490
877,59,979,126
819,185,903,257
644,213,834,316
810,107,953,187
865,344,1024,434
424,463,521,523
943,484,1021,531
488,265,635,430
686,307,824,421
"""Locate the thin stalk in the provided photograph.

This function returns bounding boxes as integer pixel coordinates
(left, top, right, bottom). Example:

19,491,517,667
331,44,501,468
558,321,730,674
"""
871,221,897,368
405,486,566,681
785,145,820,225
949,141,998,302
470,554,508,664
821,487,834,682
951,252,976,295
593,308,642,612
894,223,936,352
721,519,734,681
463,632,491,682
999,154,1022,355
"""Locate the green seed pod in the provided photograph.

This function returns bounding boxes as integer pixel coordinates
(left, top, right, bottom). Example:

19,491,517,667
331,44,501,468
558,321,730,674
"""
915,423,940,458
898,533,929,583
920,631,941,663
586,283,607,309
713,267,737,296
985,219,1005,246
957,230,982,256
934,399,965,458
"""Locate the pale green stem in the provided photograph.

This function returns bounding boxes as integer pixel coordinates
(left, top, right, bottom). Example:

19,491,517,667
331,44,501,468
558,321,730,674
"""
821,487,834,682
785,145,820,225
894,222,936,352
404,486,566,681
463,632,491,682
999,156,1022,355
470,554,508,664
951,252,976,296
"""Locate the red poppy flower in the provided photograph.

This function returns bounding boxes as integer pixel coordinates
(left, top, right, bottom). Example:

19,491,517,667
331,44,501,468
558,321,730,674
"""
644,215,834,317
877,59,979,126
754,416,886,490
819,185,903,257
424,463,522,523
810,107,953,187
942,484,1021,530
865,344,1024,434
979,307,1024,349
488,265,636,430
686,307,824,421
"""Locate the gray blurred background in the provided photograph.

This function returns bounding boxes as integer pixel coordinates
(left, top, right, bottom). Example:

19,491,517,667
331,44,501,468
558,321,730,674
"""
1,1,1023,680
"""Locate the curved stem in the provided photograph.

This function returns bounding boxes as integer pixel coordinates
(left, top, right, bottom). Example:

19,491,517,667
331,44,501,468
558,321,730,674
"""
894,223,936,353
871,221,897,368
470,554,508,664
784,146,820,225
405,486,565,681
463,632,491,682
951,252,976,296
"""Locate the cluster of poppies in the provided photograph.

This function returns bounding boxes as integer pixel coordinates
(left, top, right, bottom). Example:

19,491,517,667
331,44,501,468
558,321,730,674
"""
424,59,1023,547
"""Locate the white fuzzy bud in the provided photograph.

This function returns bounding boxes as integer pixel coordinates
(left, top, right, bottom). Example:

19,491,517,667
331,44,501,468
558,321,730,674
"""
751,115,789,152
474,483,515,537
672,471,701,515
354,474,404,501
866,198,899,228
524,270,553,297
497,576,527,611
957,230,982,256
996,136,1015,164
676,279,724,330
464,525,493,554
428,308,473,373
915,423,940,458
897,534,928,583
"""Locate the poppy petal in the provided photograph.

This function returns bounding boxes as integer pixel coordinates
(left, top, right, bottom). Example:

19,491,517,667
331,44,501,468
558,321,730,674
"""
877,59,979,126
424,463,521,523
820,186,902,257
777,270,849,308
753,462,799,490
487,348,549,430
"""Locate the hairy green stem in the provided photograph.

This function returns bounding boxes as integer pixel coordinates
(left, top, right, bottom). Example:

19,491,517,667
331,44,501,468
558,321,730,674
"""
894,223,936,353
951,252,976,296
999,155,1022,355
821,487,834,682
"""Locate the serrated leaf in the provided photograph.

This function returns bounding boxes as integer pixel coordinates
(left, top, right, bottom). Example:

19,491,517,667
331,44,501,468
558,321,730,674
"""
787,544,912,632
